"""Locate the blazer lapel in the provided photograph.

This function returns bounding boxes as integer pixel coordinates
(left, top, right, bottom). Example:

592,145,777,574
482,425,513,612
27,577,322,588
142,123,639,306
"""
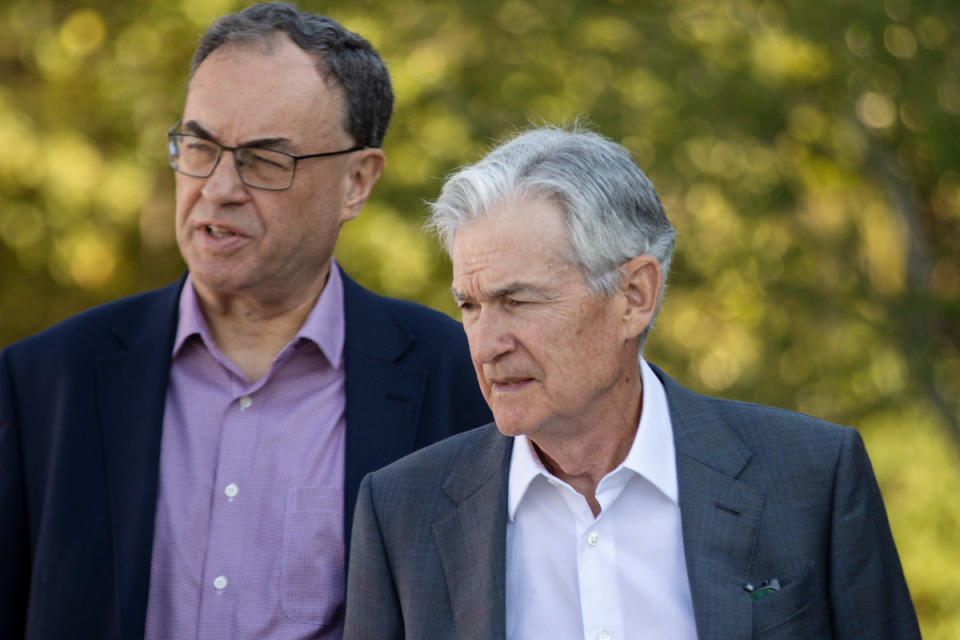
340,270,427,548
433,426,510,640
95,280,182,640
655,367,765,640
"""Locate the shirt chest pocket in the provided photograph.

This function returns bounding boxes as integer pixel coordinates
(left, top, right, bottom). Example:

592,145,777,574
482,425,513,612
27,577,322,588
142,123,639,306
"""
280,486,345,627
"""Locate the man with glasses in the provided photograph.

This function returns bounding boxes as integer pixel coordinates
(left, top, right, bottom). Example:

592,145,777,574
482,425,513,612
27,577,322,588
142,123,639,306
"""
0,3,489,639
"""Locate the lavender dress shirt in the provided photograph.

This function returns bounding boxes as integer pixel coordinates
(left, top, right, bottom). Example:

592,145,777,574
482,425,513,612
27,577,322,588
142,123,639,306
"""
144,266,347,640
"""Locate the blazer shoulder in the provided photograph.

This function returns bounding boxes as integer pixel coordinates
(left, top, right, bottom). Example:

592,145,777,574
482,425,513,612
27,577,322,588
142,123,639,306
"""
707,395,853,446
341,269,462,334
339,269,473,375
2,281,183,360
701,394,869,493
382,297,466,349
366,424,501,491
657,364,849,442
361,424,507,528
655,363,857,482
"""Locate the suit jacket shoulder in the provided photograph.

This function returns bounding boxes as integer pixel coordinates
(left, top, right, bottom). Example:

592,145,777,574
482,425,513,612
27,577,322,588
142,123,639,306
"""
2,280,182,362
652,365,920,639
366,423,506,509
340,268,478,365
659,366,855,481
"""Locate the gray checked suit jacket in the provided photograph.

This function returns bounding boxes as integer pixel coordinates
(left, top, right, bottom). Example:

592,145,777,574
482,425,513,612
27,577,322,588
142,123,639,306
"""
343,364,920,639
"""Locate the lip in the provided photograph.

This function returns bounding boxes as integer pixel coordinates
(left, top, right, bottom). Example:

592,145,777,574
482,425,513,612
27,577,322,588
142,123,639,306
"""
489,377,535,393
193,220,250,253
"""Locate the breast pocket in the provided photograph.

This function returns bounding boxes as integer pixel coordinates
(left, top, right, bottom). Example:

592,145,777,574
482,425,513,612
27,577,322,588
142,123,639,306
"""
752,563,830,637
280,487,345,626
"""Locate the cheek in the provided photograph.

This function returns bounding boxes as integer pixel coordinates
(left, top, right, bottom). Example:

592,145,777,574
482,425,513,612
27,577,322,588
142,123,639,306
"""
287,195,341,241
472,361,490,391
174,179,199,227
547,319,618,372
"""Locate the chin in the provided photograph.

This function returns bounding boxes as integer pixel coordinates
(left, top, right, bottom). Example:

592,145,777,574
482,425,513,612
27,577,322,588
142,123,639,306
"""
491,411,534,438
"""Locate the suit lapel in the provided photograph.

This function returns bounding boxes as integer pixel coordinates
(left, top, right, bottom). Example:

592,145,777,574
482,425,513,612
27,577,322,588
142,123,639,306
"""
340,270,426,549
433,426,510,640
655,366,765,640
95,280,182,640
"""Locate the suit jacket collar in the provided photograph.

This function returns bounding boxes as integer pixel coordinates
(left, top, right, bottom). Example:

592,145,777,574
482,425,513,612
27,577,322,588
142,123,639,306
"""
95,277,183,640
652,364,765,640
340,267,428,549
434,426,511,640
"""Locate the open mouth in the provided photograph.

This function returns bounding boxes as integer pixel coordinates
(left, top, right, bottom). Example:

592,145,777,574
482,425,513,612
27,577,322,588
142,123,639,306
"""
206,225,237,239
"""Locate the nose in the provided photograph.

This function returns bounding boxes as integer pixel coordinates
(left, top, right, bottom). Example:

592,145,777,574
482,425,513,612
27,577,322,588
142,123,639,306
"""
199,150,250,205
465,307,515,364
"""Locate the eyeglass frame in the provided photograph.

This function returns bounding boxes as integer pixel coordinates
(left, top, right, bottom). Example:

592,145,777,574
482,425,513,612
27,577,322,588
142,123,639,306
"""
166,120,369,191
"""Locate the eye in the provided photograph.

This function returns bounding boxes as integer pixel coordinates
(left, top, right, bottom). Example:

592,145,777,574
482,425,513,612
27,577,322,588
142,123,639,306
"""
242,148,289,169
185,138,217,155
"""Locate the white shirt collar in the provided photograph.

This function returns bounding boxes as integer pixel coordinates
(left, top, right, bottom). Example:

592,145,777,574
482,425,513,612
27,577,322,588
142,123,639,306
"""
508,358,678,521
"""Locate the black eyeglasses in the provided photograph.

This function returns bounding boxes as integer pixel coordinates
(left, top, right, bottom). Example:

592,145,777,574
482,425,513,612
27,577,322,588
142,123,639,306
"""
166,121,367,191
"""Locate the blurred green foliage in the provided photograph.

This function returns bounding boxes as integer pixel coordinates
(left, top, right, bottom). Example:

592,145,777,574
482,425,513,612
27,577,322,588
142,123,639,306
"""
1,0,958,634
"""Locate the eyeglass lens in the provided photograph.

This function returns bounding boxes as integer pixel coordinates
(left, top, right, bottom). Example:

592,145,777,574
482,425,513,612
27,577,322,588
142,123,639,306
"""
169,134,295,190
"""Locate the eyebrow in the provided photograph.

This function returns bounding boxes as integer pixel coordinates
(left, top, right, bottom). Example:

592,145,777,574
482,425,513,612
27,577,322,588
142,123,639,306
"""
181,120,294,150
451,282,556,302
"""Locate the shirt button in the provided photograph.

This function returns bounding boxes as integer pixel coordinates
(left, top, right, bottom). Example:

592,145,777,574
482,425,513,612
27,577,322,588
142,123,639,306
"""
224,483,239,499
213,575,228,590
238,396,253,410
587,532,600,546
597,631,611,640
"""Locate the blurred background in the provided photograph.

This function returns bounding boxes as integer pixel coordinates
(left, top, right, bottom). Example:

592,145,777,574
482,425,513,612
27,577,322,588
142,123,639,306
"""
1,0,958,634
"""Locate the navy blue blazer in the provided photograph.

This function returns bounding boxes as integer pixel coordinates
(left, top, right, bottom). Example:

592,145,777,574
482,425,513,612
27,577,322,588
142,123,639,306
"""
345,365,921,639
0,268,491,639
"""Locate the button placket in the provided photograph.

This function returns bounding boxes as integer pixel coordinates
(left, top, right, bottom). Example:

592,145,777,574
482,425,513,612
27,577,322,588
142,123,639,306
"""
579,516,619,640
199,389,256,626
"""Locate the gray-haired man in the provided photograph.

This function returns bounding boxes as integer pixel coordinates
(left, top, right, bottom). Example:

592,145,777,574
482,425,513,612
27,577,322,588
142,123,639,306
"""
343,127,920,639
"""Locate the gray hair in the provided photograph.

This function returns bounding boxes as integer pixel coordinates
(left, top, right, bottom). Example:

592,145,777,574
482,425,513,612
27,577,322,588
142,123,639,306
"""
428,126,676,343
191,2,393,148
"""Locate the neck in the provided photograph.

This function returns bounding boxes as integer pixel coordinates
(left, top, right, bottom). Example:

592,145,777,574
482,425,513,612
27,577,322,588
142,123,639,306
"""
193,266,330,382
530,376,644,517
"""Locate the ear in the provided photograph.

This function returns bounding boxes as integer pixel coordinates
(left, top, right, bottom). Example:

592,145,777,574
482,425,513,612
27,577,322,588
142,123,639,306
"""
339,148,386,222
619,254,663,341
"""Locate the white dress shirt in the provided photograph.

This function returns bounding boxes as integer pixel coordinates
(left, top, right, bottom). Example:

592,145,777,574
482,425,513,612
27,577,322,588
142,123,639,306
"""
506,359,698,640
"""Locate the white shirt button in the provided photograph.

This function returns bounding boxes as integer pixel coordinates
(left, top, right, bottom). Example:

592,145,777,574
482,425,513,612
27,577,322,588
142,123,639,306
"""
238,396,252,409
224,483,239,499
213,575,228,590
587,532,600,546
597,631,611,640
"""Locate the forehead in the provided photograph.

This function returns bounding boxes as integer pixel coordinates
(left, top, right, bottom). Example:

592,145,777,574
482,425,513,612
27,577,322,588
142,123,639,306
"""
451,197,581,293
183,38,345,144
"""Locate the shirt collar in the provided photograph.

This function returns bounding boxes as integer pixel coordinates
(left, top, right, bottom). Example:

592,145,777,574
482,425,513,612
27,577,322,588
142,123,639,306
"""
507,433,546,522
295,261,345,369
507,358,678,521
622,358,679,504
172,274,213,357
172,261,346,370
